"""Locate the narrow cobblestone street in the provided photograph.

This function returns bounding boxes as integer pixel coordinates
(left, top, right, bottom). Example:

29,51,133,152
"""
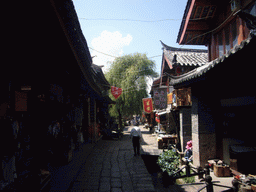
68,126,155,192
47,125,234,192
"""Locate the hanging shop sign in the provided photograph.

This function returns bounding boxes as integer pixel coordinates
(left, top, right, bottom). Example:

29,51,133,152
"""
167,92,173,105
142,98,153,114
111,86,122,99
21,86,31,91
153,88,167,110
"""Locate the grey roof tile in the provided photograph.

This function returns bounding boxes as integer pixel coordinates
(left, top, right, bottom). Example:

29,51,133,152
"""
161,41,208,67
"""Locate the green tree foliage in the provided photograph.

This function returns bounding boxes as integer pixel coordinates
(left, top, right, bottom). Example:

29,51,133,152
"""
105,53,158,122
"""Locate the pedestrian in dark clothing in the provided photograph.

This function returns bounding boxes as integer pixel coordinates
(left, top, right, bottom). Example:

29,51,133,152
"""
130,122,142,156
184,140,193,162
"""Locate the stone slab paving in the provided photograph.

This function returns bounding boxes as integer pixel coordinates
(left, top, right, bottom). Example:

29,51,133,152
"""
70,126,155,192
69,125,234,192
140,127,163,156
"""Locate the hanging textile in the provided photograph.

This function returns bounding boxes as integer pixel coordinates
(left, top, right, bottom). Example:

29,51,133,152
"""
142,98,153,113
111,86,122,99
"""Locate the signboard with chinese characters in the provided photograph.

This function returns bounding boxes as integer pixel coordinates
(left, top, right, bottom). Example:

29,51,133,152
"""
142,98,153,113
153,88,167,110
167,93,173,105
173,87,192,107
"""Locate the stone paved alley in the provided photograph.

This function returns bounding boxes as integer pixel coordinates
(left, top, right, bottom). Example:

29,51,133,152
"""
47,125,234,192
68,126,156,192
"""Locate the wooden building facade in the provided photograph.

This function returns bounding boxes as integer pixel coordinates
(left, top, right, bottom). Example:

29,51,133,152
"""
174,0,256,174
152,41,208,151
0,0,113,186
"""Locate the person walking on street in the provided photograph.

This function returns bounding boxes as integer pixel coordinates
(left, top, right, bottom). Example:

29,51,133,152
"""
130,122,142,156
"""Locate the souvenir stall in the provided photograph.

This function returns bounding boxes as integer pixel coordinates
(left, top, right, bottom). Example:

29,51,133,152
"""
0,80,78,189
1,0,113,190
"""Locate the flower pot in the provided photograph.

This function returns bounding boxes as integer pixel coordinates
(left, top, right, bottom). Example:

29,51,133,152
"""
162,171,175,187
162,171,169,187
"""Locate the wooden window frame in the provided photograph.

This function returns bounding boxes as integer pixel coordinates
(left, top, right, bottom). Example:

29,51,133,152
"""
214,17,241,59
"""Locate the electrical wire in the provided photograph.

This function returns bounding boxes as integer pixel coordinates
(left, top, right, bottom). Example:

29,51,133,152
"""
80,18,180,22
89,47,117,58
89,10,236,60
178,9,239,50
78,16,214,22
104,69,157,77
89,46,162,59
84,11,238,60
100,79,152,93
89,10,239,91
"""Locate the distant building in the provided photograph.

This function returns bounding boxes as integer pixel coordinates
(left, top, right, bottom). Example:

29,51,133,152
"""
150,42,207,148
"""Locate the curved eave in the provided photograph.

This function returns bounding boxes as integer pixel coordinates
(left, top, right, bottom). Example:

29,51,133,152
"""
176,0,195,44
170,31,256,88
51,0,102,96
161,40,207,53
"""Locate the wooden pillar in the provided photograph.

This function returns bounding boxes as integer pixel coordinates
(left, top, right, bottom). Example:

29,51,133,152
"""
238,18,244,45
88,97,90,126
179,106,192,152
94,99,97,142
89,97,97,142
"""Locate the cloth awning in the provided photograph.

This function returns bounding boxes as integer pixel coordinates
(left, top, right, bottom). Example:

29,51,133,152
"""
156,105,172,116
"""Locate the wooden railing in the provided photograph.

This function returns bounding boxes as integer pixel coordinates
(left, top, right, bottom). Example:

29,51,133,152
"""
164,144,239,192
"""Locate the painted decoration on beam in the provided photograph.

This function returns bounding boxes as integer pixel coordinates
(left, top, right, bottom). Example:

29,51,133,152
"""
111,86,122,99
142,98,153,114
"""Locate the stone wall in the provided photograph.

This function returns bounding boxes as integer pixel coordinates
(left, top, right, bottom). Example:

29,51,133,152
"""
191,94,217,167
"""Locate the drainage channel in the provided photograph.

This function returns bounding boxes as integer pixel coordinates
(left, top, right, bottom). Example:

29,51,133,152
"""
141,154,165,189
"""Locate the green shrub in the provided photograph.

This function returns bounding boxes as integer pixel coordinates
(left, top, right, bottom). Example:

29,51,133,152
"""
157,150,180,176
178,169,195,184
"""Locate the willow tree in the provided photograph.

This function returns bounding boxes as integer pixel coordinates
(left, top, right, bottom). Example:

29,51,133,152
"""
105,53,158,128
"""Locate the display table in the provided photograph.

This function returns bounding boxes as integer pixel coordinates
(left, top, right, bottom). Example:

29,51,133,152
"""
213,164,231,177
158,135,177,149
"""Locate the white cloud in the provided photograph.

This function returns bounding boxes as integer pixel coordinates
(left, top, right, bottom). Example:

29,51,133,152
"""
91,30,132,72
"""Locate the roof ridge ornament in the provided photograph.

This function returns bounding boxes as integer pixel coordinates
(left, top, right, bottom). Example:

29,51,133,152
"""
160,40,207,53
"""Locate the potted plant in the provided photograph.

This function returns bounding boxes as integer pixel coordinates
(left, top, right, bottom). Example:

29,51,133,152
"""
157,150,180,187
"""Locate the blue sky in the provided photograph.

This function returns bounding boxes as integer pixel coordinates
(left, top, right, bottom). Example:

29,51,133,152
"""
73,0,206,75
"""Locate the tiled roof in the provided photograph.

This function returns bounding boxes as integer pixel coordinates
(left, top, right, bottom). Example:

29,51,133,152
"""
91,64,110,90
169,30,256,87
161,41,208,67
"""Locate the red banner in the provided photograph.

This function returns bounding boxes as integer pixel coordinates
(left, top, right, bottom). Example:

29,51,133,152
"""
142,98,153,114
111,86,122,99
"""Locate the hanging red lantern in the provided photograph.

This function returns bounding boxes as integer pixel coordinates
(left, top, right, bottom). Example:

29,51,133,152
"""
155,114,160,123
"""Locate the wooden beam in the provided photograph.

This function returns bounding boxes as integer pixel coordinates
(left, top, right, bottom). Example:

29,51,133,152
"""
194,0,217,7
179,0,196,44
187,21,210,31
